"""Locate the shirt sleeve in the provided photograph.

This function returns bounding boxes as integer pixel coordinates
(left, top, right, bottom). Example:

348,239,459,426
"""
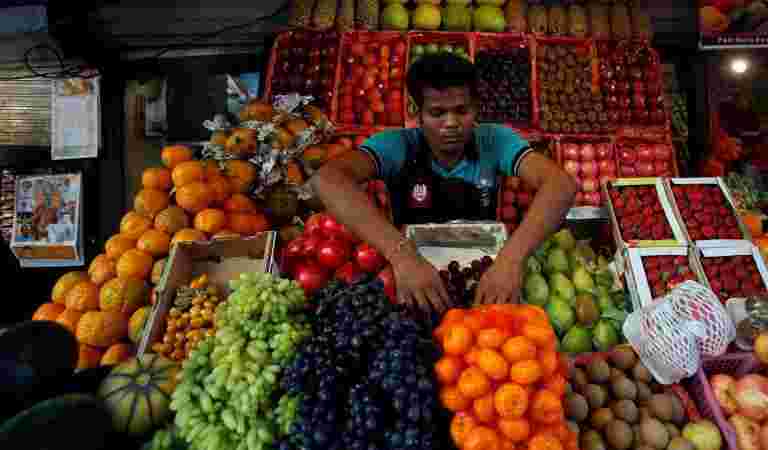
358,130,408,180
494,125,534,177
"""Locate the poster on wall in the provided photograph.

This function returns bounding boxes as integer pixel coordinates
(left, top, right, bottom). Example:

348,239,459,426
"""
51,77,100,160
700,1,768,49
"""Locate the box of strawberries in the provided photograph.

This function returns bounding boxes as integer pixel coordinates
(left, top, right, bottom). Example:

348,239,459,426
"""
695,242,768,304
603,178,688,252
624,246,707,310
664,177,751,247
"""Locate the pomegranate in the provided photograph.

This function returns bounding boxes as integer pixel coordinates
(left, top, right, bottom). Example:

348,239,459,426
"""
564,160,581,177
637,162,655,177
563,144,580,161
582,177,599,193
580,144,596,161
619,148,637,164
637,145,654,162
598,160,616,175
596,144,613,160
581,161,599,177
653,144,673,160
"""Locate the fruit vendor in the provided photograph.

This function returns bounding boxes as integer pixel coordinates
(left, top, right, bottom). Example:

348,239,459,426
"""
313,53,576,311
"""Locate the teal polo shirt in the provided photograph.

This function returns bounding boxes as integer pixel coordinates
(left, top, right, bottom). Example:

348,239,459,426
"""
360,124,533,189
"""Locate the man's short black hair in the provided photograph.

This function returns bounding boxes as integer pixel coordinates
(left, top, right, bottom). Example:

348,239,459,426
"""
406,53,479,109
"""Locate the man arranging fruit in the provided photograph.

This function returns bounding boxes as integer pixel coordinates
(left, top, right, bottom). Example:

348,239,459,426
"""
313,53,576,311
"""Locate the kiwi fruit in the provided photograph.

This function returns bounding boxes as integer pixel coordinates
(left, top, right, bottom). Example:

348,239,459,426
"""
611,345,638,370
591,407,615,430
584,384,609,409
633,362,653,383
565,393,590,422
640,418,670,449
667,437,695,450
669,395,686,426
605,420,634,450
637,381,653,402
612,377,638,401
587,359,611,384
665,423,680,439
572,367,589,392
648,394,674,422
612,399,640,423
581,430,607,450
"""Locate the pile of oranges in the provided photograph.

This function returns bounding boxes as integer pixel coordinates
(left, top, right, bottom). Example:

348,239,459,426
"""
434,304,576,450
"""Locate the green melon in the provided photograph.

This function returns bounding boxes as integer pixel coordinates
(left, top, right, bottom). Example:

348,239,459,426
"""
98,354,179,436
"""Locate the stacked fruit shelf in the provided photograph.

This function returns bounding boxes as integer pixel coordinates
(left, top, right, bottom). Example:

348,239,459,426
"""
265,31,676,221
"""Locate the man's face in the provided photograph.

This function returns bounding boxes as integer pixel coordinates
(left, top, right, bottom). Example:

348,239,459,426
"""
420,86,477,160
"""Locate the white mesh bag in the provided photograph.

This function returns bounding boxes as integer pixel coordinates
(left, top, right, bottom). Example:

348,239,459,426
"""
623,281,736,384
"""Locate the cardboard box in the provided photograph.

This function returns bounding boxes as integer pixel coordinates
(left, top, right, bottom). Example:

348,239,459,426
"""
138,232,277,356
625,246,707,310
404,222,508,270
695,241,768,303
603,177,688,253
664,177,751,247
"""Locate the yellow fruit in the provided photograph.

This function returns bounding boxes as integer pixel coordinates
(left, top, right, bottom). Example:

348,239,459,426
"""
99,277,149,314
105,234,137,260
116,249,154,280
134,189,170,219
65,281,101,312
52,271,89,305
100,343,134,366
88,254,116,286
128,306,151,344
76,310,129,347
120,212,152,240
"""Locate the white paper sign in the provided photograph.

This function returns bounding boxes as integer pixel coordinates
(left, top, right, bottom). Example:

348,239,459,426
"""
51,77,100,160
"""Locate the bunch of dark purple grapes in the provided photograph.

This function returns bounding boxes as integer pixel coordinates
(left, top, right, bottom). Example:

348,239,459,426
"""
439,256,494,306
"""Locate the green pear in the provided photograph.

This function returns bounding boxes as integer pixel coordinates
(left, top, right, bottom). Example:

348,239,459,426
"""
552,229,577,251
550,273,575,301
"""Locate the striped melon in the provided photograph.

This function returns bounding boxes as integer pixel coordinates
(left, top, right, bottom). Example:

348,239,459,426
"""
98,354,179,436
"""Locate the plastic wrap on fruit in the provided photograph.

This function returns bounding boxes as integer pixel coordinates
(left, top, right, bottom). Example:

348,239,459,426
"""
528,4,548,33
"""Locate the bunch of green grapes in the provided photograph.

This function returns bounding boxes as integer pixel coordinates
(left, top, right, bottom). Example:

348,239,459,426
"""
169,273,311,450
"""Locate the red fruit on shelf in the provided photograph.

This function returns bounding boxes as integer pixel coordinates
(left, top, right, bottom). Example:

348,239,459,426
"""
355,243,385,273
317,239,351,270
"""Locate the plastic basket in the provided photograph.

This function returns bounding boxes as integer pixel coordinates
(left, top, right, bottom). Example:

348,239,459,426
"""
683,352,762,450
404,31,476,128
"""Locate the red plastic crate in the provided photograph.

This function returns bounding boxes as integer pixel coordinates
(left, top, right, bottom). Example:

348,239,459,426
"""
404,31,476,128
333,31,408,128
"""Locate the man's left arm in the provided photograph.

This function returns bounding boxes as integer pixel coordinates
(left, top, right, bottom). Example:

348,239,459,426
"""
476,152,577,304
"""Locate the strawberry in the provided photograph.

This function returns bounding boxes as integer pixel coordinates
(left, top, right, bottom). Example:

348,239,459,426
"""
723,275,740,292
613,197,625,209
735,267,749,280
702,225,716,239
719,206,730,217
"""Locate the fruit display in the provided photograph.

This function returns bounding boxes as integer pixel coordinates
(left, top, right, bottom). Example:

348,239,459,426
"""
280,281,444,450
433,302,573,450
704,371,768,450
439,256,495,306
637,254,701,302
598,41,666,128
336,32,407,127
608,184,677,242
267,31,340,111
498,176,538,233
150,274,223,361
476,38,532,125
97,354,179,436
538,41,607,134
560,141,617,207
699,253,768,302
169,272,311,450
616,141,676,178
669,182,744,241
522,228,627,354
565,348,707,450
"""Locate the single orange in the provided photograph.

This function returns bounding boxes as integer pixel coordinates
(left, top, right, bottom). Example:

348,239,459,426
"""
137,229,171,257
499,439,517,450
175,181,213,213
194,208,228,234
494,383,529,418
134,189,170,219
88,254,116,286
228,212,269,235
440,385,471,412
32,302,65,321
435,355,464,385
224,160,257,193
477,328,511,349
539,350,559,378
443,324,474,356
154,206,191,235
55,308,84,334
476,348,510,381
116,249,154,280
443,308,467,324
450,413,478,448
463,426,501,450
171,160,205,187
458,366,492,400
473,392,497,424
120,212,152,240
171,228,207,245
501,336,538,363
161,145,193,169
509,359,543,385
105,234,137,261
536,422,572,443
543,374,568,397
207,175,233,205
527,433,563,450
223,193,258,214
141,167,172,191
522,324,556,350
516,305,550,326
464,311,490,332
498,418,531,442
530,390,563,425
65,281,100,312
465,349,481,366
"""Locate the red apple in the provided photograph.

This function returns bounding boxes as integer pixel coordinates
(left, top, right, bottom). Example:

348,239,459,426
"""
596,143,613,160
637,162,655,177
598,160,616,175
582,177,599,193
564,160,581,176
580,144,596,161
637,145,654,162
581,160,599,177
563,144,580,161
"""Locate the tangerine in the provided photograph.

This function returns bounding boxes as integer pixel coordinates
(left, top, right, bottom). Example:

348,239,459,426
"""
530,390,563,425
440,385,471,412
171,228,207,245
498,418,531,442
99,277,148,315
522,324,556,349
134,189,170,218
120,212,152,240
151,258,167,285
494,383,529,418
463,426,501,450
499,439,517,450
450,413,478,448
194,208,228,234
52,271,89,304
55,308,84,334
464,311,490,332
477,328,511,349
175,181,213,213
543,374,567,397
161,145,193,169
65,281,100,311
458,367,492,399
539,350,559,378
228,212,269,235
435,356,464,384
224,160,257,193
88,254,116,286
501,336,538,363
77,344,103,370
105,234,137,260
443,308,467,324
141,167,172,190
223,193,258,213
443,324,474,355
171,160,205,187
154,206,190,235
509,359,543,385
207,175,233,205
137,229,171,257
476,348,510,381
100,343,134,366
473,392,497,424
116,249,154,280
527,433,563,450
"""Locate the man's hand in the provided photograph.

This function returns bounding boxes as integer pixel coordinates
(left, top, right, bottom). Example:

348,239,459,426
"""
475,258,523,305
392,251,451,314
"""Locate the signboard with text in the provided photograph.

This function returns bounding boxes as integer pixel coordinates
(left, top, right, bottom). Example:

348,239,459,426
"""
699,2,768,49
